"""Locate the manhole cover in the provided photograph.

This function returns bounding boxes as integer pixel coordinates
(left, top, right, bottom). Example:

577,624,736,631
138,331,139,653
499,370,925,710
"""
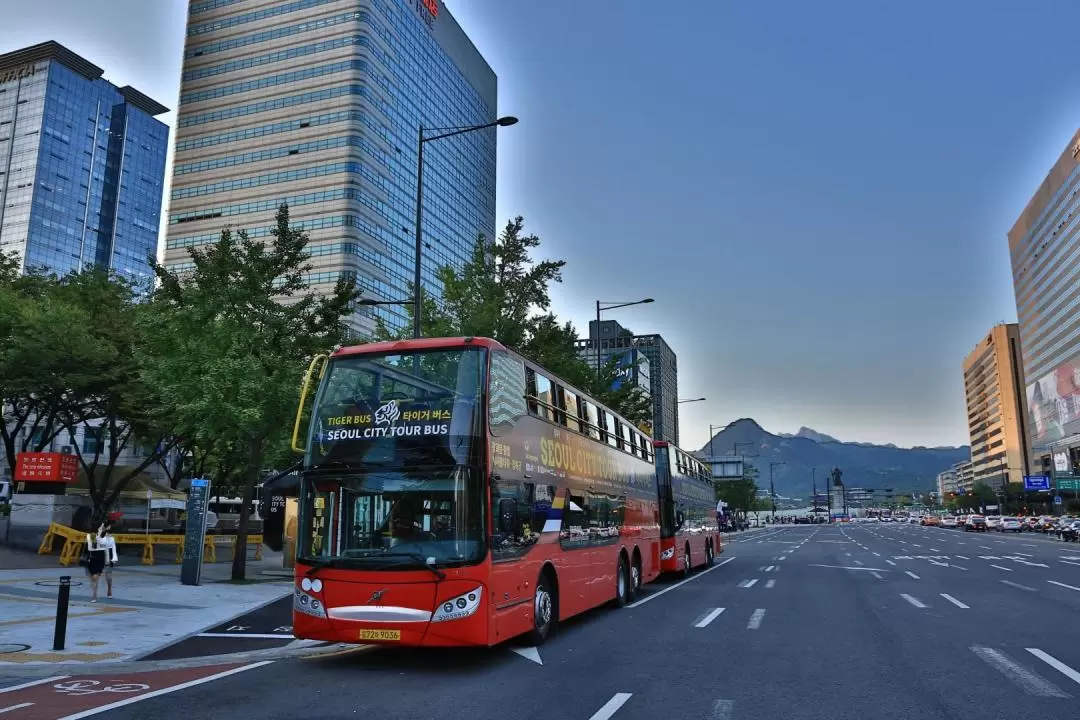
34,580,83,587
0,644,30,654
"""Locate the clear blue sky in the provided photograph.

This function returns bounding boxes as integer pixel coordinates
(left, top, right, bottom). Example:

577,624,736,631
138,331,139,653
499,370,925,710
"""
4,0,1080,451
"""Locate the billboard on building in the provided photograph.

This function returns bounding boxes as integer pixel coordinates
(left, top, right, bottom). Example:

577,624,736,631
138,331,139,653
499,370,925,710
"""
1026,354,1080,449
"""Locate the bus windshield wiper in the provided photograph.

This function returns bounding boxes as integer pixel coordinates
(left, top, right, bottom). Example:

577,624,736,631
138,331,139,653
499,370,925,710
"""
302,557,351,576
304,460,355,472
376,552,446,580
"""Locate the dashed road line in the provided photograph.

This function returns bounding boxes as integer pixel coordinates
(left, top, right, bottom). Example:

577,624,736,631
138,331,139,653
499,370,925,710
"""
765,579,776,589
588,693,633,720
991,564,1013,572
900,593,926,608
940,593,969,609
738,579,759,589
871,571,883,579
764,565,775,572
1027,648,1080,687
1048,580,1080,593
972,646,1068,698
885,559,897,566
746,608,766,630
694,607,726,628
710,699,735,720
628,557,734,608
905,571,920,580
1001,579,1037,592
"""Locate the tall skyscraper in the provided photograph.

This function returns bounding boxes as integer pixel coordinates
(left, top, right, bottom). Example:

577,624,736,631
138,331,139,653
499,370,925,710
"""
1009,129,1080,479
166,0,498,337
961,323,1031,490
577,319,680,444
0,41,169,282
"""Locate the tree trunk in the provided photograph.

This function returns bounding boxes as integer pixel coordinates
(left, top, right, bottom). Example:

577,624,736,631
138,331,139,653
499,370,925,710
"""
231,435,264,581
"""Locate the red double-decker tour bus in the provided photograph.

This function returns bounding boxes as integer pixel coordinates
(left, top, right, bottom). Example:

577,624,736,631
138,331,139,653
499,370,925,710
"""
290,336,662,647
654,441,722,574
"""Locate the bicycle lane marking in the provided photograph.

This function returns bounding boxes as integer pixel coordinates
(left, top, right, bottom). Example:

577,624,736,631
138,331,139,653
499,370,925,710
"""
0,661,270,719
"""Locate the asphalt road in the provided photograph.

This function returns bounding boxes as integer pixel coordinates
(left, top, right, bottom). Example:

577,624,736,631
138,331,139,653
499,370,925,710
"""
17,524,1080,720
140,596,299,661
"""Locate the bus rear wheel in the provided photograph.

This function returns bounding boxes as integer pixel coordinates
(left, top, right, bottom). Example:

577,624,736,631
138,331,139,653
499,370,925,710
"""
629,555,642,600
614,555,631,607
682,544,692,576
525,572,555,646
705,542,714,566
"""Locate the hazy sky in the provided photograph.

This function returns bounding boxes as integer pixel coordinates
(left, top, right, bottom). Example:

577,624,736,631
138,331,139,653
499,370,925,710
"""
4,0,1079,451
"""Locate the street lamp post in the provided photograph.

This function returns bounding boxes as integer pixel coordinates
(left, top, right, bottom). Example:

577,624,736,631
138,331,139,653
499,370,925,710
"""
770,461,786,523
412,116,518,339
594,299,654,376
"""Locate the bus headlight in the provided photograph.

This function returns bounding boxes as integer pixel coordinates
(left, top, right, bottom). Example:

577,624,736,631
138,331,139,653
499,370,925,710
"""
294,587,327,619
431,587,482,623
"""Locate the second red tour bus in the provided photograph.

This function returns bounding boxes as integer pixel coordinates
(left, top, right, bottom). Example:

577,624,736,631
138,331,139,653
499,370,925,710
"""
291,336,663,647
653,441,722,574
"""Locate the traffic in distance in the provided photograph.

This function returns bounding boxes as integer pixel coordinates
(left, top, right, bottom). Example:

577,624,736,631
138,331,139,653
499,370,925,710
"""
288,336,722,647
850,512,1080,540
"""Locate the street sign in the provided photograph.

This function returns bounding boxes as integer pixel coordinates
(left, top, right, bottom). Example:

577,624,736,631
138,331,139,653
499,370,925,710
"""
1054,495,1063,506
1024,475,1052,491
1056,477,1080,491
181,478,211,586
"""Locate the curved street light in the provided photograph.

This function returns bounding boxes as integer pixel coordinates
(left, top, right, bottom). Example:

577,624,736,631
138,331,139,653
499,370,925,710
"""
594,298,654,376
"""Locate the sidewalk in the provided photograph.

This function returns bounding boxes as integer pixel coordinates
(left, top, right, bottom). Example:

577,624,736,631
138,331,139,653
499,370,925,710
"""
0,546,294,668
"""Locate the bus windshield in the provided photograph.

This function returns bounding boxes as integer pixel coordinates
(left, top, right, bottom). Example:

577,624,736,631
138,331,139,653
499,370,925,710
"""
306,347,487,469
299,466,486,568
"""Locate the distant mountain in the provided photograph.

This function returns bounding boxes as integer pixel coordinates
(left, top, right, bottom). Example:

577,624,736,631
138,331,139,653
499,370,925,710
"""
699,418,969,499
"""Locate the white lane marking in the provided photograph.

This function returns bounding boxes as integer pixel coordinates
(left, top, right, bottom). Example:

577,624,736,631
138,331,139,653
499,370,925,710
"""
0,676,70,694
871,571,883,579
738,578,759,589
912,543,922,547
628,557,734,608
511,647,543,665
765,565,775,572
1048,580,1080,593
980,546,993,550
901,593,927,608
710,699,735,720
991,564,1013,572
197,633,294,639
765,579,776,588
1027,648,1080,687
853,559,863,565
588,693,633,720
694,607,726,628
778,556,786,561
1061,560,1080,567
746,608,766,630
940,593,969,609
905,571,920,579
956,555,969,559
845,552,851,556
1023,543,1037,547
1001,579,1037,592
971,646,1068,698
1015,552,1033,557
885,559,897,566
931,548,941,552
873,552,881,556
57,661,274,720
0,704,35,715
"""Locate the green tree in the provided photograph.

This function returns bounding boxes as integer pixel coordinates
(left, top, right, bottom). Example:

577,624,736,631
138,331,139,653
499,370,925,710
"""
375,218,652,423
715,478,760,515
147,204,357,579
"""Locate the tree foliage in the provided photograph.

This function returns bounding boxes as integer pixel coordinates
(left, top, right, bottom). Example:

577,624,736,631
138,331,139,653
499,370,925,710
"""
374,217,652,424
1,255,176,522
147,204,358,579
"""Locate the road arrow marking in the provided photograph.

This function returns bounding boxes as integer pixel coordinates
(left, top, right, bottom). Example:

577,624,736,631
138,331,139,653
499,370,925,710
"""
510,647,543,665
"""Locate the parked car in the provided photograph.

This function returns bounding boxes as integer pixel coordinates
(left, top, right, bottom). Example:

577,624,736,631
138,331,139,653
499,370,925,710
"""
985,516,1002,530
940,516,959,528
965,515,987,531
1000,517,1023,532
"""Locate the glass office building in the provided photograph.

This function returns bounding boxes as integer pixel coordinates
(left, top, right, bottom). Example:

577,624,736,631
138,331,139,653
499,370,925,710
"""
166,0,499,337
0,42,169,283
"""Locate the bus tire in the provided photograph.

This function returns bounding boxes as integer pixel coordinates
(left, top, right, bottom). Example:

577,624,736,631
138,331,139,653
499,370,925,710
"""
613,554,631,607
705,541,714,566
525,570,556,646
629,549,642,600
682,543,692,576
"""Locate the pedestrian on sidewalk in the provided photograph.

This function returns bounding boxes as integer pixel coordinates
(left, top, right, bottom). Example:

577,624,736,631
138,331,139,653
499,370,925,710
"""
85,523,118,602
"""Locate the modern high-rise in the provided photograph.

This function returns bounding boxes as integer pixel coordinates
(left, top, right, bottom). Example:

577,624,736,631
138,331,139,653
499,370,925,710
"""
576,319,680,444
0,41,169,282
1009,128,1080,477
962,323,1031,490
165,0,498,337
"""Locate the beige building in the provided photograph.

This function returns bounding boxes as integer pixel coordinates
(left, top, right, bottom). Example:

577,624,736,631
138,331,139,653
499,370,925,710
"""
164,0,499,337
962,323,1031,490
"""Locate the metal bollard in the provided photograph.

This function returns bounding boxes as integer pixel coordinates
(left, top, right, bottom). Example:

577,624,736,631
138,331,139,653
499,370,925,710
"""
53,575,71,651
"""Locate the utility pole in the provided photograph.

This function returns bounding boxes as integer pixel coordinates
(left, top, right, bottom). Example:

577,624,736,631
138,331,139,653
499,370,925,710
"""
811,468,817,522
769,461,785,524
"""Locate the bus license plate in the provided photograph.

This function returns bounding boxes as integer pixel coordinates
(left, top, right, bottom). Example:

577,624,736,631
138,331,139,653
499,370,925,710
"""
360,629,400,641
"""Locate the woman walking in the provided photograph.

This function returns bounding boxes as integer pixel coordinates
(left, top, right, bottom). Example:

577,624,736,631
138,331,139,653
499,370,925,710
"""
85,523,118,602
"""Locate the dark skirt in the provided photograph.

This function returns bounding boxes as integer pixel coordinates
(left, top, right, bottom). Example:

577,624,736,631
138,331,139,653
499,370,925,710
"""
88,548,107,575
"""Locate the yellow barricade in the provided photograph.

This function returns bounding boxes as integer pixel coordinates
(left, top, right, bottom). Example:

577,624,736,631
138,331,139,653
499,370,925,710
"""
39,523,264,566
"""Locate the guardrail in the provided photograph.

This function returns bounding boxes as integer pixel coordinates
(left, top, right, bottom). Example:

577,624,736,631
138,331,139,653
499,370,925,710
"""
37,523,263,566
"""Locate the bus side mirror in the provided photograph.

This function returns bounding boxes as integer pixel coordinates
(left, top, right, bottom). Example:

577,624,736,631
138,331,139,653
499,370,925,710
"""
498,498,517,534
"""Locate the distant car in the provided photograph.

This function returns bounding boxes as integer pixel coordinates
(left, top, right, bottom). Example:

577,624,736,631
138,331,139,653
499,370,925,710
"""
1061,521,1080,542
1000,517,1022,532
940,517,959,528
922,516,940,526
985,516,1002,530
965,515,987,532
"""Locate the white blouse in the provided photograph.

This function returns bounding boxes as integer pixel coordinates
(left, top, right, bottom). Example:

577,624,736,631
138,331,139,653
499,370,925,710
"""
85,534,119,563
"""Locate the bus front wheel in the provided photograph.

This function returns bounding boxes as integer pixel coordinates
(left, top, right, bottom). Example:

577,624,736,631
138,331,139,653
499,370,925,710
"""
525,572,556,646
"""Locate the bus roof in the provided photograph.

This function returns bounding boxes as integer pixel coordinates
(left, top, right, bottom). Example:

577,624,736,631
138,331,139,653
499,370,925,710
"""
332,336,507,358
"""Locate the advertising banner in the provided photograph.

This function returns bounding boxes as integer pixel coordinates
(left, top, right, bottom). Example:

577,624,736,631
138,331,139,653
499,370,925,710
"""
1026,355,1080,448
14,452,78,483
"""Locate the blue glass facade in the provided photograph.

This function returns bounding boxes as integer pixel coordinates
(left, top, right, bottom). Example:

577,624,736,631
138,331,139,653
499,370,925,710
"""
166,0,498,336
0,42,169,284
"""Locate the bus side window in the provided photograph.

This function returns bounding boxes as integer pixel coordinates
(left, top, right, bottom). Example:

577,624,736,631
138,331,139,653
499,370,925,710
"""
533,372,553,422
563,389,581,433
492,478,538,560
583,401,600,441
553,384,567,426
490,351,527,435
602,411,617,448
559,490,589,549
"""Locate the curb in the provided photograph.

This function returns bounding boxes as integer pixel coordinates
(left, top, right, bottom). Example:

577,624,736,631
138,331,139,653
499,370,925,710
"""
0,638,360,681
